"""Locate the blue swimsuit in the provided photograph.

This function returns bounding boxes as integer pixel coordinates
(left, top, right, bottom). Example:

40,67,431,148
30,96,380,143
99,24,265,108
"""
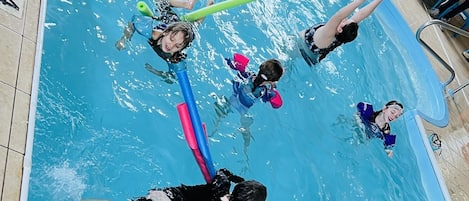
356,102,396,150
229,71,279,115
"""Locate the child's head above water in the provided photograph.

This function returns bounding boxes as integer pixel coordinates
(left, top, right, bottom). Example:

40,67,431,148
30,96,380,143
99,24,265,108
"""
252,59,284,89
228,180,267,201
258,59,284,81
154,21,195,63
336,21,359,44
381,100,404,123
160,22,195,53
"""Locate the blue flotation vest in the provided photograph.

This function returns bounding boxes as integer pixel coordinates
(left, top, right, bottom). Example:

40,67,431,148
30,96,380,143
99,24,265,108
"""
356,102,396,149
230,74,278,115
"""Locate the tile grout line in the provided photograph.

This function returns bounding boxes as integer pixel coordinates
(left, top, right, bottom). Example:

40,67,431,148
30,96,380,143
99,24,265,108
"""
2,29,23,201
1,0,26,198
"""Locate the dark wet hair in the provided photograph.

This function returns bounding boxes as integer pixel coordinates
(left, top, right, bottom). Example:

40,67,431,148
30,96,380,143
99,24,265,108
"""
385,100,403,110
336,22,359,43
152,21,195,63
252,59,284,90
372,100,404,122
164,22,195,49
230,180,267,201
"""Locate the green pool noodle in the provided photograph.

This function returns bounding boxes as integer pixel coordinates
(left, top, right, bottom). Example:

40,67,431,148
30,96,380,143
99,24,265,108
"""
181,0,256,22
137,1,154,17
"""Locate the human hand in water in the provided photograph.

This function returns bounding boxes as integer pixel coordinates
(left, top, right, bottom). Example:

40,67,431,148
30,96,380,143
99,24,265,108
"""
260,81,276,89
225,53,249,72
224,57,236,70
385,149,393,158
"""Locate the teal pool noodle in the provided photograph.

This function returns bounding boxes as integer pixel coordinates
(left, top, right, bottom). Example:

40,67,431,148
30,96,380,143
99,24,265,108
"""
181,0,255,21
137,1,154,17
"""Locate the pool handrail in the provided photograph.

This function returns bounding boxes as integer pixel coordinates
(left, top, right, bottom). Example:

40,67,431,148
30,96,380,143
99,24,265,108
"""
415,19,469,96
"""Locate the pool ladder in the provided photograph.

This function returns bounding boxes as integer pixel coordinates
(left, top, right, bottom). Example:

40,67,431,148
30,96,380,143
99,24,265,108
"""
415,19,469,98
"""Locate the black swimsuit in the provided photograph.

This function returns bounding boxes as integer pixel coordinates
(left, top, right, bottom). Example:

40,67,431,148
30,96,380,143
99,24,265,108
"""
134,169,240,201
303,23,343,63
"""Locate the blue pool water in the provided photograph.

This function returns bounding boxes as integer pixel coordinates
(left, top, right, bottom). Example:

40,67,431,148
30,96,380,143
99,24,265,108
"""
26,0,449,200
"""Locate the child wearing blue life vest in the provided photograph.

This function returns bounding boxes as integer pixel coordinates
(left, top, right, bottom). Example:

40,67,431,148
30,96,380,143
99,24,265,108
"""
116,0,212,83
212,53,284,155
356,100,404,157
225,53,284,115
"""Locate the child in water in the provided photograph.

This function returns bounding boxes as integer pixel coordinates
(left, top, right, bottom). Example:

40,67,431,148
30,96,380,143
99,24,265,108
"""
299,0,383,65
116,0,212,83
132,168,267,201
356,100,404,157
213,53,284,156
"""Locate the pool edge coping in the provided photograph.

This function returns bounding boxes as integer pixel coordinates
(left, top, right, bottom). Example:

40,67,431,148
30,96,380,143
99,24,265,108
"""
20,0,47,200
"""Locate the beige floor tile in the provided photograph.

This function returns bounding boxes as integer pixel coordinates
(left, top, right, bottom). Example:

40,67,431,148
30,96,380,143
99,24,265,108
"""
0,9,25,35
446,173,469,201
0,146,7,197
17,38,35,94
0,82,14,147
10,90,30,154
449,187,469,201
2,150,23,201
0,0,25,19
23,0,40,42
0,25,22,87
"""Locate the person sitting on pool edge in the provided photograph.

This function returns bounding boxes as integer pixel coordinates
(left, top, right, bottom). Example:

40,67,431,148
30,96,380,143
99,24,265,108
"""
299,0,383,65
356,100,404,157
116,0,213,83
132,168,267,201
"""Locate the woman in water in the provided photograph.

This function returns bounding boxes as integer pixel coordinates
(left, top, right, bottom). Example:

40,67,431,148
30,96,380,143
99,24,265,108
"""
132,168,267,201
356,100,404,157
299,0,383,65
212,53,284,157
116,0,212,83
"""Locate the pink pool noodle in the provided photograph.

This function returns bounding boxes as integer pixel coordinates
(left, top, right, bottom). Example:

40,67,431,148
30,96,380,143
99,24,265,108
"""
177,103,211,182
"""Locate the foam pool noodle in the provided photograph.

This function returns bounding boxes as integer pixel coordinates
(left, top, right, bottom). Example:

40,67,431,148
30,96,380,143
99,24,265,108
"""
137,1,154,17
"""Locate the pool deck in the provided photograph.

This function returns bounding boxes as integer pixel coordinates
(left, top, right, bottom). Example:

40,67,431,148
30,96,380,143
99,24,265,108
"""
1,0,468,200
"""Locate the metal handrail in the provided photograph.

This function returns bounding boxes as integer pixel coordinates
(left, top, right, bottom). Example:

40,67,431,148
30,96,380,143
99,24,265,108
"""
415,20,469,89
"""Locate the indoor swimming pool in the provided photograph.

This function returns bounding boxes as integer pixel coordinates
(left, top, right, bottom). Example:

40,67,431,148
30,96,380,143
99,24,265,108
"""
24,0,450,200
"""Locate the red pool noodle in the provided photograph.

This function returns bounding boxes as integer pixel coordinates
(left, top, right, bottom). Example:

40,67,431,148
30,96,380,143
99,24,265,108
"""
177,103,211,182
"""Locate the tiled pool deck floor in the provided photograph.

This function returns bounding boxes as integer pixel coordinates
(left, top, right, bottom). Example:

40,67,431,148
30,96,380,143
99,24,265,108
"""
0,0,468,200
